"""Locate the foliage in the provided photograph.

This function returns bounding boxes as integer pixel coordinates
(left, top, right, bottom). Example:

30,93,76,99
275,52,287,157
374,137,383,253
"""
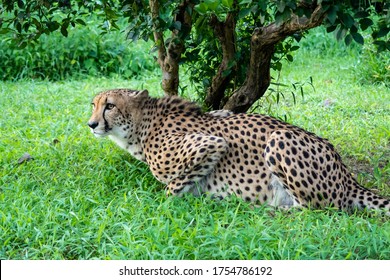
2,1,387,49
1,1,389,111
356,35,390,86
0,18,156,80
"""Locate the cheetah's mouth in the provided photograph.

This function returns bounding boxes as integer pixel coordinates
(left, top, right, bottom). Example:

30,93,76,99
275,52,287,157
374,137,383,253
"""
91,129,108,137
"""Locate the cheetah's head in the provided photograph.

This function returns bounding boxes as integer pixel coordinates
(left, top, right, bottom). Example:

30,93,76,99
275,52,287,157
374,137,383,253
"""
88,89,149,138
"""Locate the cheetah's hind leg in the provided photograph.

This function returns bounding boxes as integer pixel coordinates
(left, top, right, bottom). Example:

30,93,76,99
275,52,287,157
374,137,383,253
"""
164,134,228,196
267,174,301,209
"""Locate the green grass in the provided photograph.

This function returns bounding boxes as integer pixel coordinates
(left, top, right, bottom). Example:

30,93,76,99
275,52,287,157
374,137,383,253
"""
1,36,390,260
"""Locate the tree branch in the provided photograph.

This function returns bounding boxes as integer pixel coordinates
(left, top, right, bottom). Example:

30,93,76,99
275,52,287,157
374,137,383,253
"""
149,0,166,69
223,4,326,112
205,12,237,110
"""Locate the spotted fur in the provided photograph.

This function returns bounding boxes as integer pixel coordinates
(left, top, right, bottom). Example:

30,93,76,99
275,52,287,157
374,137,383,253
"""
88,89,390,214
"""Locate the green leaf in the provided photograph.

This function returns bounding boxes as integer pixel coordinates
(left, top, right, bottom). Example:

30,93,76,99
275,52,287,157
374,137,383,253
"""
326,5,338,25
351,32,364,45
172,21,181,31
277,1,286,13
17,0,24,8
275,9,291,25
376,27,390,38
238,8,252,19
286,1,296,10
344,34,352,46
359,18,373,31
47,21,60,32
16,22,22,33
76,19,86,26
290,45,300,51
0,28,11,34
239,0,252,4
205,0,220,11
286,54,293,62
194,3,208,15
23,22,30,32
61,23,68,37
61,19,69,37
326,25,337,33
221,0,233,9
349,24,358,34
340,13,354,28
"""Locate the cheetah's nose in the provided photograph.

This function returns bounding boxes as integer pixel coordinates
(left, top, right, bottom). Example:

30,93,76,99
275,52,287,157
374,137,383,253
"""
88,121,99,129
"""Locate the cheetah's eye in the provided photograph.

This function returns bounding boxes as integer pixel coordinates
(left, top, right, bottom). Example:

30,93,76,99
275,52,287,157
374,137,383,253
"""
106,103,115,110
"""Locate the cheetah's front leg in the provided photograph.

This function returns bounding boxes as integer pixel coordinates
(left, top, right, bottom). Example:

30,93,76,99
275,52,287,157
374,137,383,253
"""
148,133,228,197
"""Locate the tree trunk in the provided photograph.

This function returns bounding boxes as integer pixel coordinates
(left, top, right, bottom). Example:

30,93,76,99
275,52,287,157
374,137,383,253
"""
149,0,193,96
205,12,237,110
223,4,326,113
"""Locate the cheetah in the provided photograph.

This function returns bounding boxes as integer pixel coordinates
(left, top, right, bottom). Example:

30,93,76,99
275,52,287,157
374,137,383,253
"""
88,88,390,214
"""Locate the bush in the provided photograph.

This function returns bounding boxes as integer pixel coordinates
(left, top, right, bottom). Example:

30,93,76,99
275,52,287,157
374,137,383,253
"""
355,36,390,86
0,18,157,81
298,26,361,57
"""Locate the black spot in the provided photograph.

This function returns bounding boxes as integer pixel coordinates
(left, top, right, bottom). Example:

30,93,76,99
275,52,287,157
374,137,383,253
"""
268,156,276,166
291,147,297,155
291,168,297,177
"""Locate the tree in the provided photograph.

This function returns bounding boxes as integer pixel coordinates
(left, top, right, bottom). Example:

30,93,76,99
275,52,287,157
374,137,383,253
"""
1,0,389,112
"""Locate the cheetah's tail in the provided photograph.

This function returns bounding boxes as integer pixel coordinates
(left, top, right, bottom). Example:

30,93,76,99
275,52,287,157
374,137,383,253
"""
347,180,390,216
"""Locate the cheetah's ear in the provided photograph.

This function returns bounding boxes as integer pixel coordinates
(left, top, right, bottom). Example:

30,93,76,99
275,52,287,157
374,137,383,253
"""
135,89,149,98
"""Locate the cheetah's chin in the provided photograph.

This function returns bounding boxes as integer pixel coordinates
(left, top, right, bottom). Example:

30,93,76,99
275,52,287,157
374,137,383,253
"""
91,131,107,138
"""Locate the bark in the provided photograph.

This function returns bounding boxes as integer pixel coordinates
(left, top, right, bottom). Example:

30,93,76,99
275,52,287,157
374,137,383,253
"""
205,12,237,110
223,4,326,113
149,0,193,96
